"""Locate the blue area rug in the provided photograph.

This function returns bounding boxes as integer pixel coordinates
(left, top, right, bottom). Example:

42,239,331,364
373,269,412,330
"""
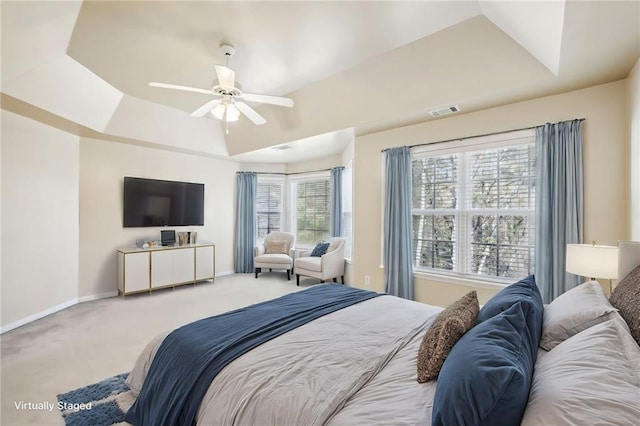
57,372,133,426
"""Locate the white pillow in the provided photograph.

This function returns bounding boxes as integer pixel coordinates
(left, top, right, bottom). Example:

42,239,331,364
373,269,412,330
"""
539,280,617,350
522,314,640,426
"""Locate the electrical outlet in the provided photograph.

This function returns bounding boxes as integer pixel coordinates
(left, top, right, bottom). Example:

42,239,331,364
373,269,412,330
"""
364,275,371,287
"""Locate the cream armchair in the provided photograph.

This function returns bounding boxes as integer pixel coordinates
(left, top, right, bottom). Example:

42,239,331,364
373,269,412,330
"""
294,238,346,286
254,232,296,280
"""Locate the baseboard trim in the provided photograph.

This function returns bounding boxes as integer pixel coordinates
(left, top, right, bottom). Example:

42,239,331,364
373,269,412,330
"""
2,274,238,334
1,291,118,334
77,291,119,303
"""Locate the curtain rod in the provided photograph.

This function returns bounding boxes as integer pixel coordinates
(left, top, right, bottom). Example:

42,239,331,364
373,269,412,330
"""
238,168,335,176
381,118,585,152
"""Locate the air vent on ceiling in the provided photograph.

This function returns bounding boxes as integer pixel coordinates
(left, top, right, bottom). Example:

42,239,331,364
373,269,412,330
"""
429,105,460,117
272,145,292,151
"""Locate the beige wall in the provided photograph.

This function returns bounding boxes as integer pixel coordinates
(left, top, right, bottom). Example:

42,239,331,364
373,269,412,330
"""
1,113,240,330
352,80,629,307
238,155,343,175
629,58,640,241
76,147,350,299
3,75,632,327
79,138,239,297
0,110,3,315
285,155,343,174
1,111,80,329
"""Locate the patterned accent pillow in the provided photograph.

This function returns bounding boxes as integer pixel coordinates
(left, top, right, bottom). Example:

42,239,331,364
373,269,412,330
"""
310,242,330,257
417,291,479,383
265,240,288,255
609,264,640,345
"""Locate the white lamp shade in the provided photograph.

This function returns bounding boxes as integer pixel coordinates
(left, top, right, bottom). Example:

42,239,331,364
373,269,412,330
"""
226,104,240,121
566,244,619,279
210,103,240,122
211,104,225,120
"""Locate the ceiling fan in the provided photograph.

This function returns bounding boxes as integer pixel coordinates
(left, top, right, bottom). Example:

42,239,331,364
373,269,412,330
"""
148,45,294,130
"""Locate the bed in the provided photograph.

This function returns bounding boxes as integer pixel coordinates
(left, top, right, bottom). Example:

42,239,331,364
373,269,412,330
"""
124,241,640,425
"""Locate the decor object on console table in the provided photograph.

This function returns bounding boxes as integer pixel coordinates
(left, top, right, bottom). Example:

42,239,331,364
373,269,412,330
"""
178,232,190,245
161,229,176,246
117,242,215,296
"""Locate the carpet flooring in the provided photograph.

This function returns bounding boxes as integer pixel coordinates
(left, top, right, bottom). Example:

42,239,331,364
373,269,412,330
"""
1,272,314,425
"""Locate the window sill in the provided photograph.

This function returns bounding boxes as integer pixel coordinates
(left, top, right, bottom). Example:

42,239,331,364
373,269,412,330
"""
413,270,509,291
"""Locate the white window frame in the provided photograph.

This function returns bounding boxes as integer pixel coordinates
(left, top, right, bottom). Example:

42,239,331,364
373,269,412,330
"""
288,171,331,248
342,161,353,261
256,175,285,242
411,129,535,285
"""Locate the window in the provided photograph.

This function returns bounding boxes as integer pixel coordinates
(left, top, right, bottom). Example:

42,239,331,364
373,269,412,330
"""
293,178,330,246
342,163,353,260
256,179,283,240
412,133,535,281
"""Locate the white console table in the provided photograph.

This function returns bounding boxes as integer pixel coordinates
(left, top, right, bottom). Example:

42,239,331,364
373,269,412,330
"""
117,242,215,296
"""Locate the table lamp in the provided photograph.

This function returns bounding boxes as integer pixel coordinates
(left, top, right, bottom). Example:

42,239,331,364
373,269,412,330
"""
566,243,619,292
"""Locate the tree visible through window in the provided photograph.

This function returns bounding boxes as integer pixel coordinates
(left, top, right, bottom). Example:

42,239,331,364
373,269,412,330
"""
412,155,457,270
412,141,535,280
256,181,282,240
295,179,330,246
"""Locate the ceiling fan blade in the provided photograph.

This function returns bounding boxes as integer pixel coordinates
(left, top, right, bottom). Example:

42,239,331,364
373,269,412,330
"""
190,99,221,117
149,82,212,95
240,93,294,107
215,65,235,90
234,101,267,125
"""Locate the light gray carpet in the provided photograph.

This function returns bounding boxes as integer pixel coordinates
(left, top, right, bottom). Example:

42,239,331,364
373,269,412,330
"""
1,272,317,425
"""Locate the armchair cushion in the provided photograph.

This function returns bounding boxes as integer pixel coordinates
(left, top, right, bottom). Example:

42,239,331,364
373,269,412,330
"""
311,242,330,257
295,257,322,272
265,240,288,255
254,253,292,266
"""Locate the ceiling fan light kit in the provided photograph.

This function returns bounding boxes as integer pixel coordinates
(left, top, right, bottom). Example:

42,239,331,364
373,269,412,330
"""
148,44,294,131
212,103,239,122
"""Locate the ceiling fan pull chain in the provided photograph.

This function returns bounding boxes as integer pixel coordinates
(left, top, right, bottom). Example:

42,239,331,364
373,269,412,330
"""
223,107,229,134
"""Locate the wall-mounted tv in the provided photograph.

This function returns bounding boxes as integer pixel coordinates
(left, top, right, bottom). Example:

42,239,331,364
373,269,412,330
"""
123,177,204,227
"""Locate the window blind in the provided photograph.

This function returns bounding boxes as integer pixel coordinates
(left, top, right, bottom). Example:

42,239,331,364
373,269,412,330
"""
256,182,283,240
412,134,535,281
295,179,330,246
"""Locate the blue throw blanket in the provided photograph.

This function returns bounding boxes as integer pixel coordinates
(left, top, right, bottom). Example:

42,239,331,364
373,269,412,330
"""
125,284,381,426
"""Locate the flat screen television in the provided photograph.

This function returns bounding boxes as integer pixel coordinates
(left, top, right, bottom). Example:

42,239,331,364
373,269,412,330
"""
123,177,204,227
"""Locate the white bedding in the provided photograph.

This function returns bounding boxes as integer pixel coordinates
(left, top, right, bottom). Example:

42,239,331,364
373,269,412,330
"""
126,280,640,425
523,313,640,425
126,294,442,425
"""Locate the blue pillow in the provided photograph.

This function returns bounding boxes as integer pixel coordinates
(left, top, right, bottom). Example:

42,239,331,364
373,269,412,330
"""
310,242,330,257
477,275,541,323
432,299,543,426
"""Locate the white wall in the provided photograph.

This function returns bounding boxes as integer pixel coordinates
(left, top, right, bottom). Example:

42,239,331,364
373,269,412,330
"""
629,58,640,241
1,111,79,328
79,138,239,297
